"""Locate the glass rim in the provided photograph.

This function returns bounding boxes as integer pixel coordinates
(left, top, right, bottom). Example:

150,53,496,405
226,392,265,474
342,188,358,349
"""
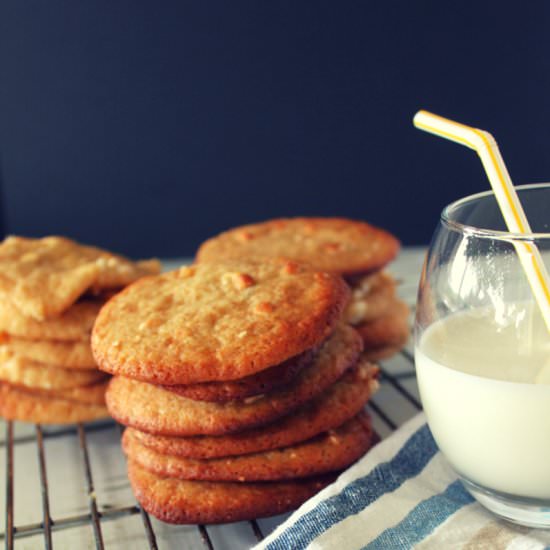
441,183,550,240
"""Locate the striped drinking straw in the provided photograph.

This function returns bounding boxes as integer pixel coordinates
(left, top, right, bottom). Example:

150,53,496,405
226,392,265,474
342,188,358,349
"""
413,110,550,333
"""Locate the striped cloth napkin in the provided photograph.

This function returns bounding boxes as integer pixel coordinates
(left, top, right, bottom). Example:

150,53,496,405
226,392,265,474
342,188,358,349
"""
256,414,550,549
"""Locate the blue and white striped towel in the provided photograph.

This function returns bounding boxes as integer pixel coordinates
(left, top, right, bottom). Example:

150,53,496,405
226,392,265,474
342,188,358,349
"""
255,413,550,549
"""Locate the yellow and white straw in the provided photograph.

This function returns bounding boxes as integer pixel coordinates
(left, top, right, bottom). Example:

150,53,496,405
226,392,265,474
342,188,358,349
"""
413,109,550,333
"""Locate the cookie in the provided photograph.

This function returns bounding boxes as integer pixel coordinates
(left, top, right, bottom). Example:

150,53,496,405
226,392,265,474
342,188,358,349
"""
131,360,378,459
163,346,316,402
106,324,362,436
0,336,96,369
344,272,398,325
196,217,400,276
123,412,373,482
93,258,350,385
128,460,334,524
356,300,410,349
27,380,109,406
0,349,106,390
0,299,102,341
0,383,109,424
0,236,160,320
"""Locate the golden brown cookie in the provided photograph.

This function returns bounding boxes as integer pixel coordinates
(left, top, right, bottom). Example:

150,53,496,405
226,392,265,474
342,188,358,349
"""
27,380,109,406
0,350,106,390
0,299,102,341
131,360,378,459
123,412,373,482
344,275,397,325
0,336,96,369
0,383,109,424
93,258,350,385
128,460,334,524
196,217,400,276
0,236,160,320
106,324,362,436
356,300,410,349
164,346,316,402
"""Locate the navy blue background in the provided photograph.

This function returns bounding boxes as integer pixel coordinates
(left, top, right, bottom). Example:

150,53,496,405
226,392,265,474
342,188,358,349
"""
1,2,549,257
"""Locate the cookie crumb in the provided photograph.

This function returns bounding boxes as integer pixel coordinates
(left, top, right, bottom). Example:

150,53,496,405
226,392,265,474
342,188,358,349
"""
255,301,274,314
237,231,254,241
281,261,299,275
178,266,196,278
224,272,255,290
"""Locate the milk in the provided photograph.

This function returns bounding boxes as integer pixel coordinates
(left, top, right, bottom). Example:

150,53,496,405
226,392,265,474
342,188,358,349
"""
415,304,550,499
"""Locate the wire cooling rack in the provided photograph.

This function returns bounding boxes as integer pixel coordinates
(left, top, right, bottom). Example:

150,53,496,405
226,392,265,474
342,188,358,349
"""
0,249,426,550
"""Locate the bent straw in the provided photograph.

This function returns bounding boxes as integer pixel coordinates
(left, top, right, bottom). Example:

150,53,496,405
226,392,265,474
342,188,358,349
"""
413,109,550,333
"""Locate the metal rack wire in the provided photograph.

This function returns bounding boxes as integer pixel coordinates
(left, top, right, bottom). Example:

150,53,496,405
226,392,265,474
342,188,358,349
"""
1,253,424,549
0,417,280,549
0,350,421,550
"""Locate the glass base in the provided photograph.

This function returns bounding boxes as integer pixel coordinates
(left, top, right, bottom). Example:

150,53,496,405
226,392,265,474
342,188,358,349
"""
460,476,550,529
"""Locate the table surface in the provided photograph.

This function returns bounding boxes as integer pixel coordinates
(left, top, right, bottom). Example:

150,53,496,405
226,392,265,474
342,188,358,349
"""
0,247,427,550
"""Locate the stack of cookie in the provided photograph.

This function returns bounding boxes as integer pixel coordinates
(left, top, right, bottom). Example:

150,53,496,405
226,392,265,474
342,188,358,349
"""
0,236,159,424
197,217,410,360
92,258,380,523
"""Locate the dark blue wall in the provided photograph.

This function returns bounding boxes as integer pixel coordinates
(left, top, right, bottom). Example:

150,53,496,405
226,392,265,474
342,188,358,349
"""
1,2,549,257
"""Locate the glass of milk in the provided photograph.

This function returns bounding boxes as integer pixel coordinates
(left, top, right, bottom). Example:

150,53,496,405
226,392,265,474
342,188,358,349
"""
415,183,550,528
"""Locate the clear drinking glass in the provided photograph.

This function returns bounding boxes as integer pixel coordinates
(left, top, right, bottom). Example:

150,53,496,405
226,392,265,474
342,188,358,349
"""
415,183,550,528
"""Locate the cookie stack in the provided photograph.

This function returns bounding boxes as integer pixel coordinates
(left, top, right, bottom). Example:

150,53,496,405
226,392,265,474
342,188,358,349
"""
0,236,160,424
197,217,410,360
92,258,380,523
